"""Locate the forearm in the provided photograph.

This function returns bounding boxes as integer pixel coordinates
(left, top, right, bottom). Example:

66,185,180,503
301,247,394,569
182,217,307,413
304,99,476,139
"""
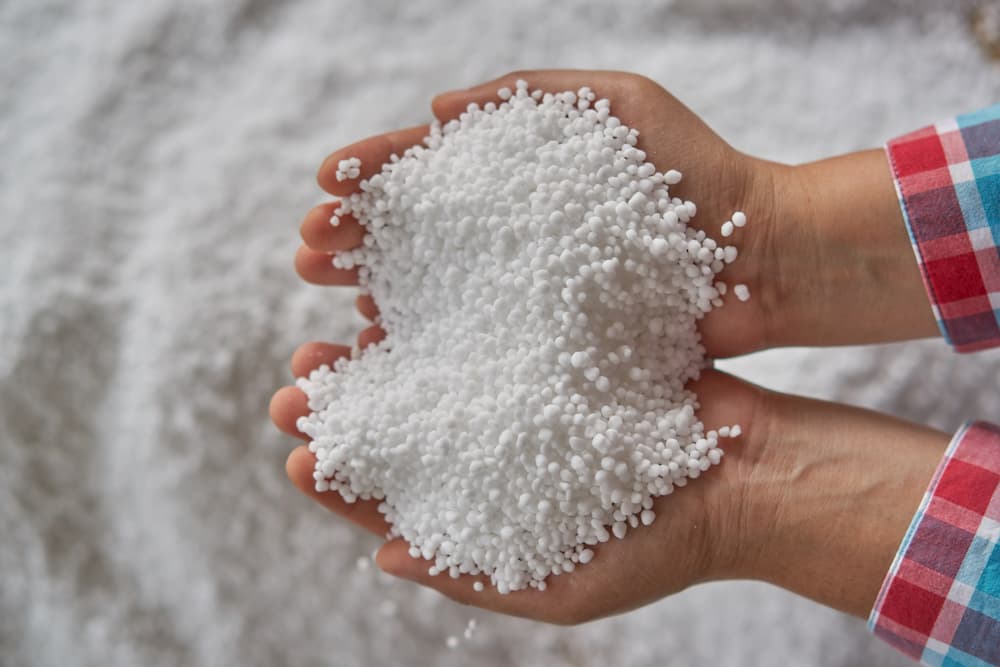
762,149,940,347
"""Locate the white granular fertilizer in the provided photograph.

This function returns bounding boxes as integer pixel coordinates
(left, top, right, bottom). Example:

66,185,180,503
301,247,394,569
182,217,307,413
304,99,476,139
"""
296,80,744,593
335,157,362,182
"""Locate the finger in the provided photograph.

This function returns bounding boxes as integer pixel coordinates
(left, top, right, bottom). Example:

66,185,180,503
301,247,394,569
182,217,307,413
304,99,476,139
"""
317,125,430,196
269,386,310,440
294,245,360,286
286,445,392,536
356,293,379,322
290,341,352,378
431,69,631,123
300,202,365,253
357,324,385,349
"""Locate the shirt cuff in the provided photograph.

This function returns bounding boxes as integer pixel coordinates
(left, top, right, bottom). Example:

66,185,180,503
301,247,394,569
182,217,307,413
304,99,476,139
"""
885,105,1000,353
868,421,1000,666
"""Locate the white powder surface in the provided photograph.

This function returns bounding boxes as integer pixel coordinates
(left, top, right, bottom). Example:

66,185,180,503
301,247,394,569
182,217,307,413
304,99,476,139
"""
3,1,999,666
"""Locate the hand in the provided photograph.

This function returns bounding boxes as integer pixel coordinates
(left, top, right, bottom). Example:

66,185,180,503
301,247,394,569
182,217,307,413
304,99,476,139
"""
270,69,949,624
275,361,763,623
292,69,779,358
273,361,946,624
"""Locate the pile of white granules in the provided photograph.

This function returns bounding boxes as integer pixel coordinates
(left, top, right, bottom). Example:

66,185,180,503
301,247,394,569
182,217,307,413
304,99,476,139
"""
296,80,745,594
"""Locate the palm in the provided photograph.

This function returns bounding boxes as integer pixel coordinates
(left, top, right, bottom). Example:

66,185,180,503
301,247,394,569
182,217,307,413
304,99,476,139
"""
270,70,770,623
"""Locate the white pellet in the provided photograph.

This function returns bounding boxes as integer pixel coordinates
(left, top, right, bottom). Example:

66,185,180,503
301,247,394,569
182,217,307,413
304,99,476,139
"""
378,600,398,617
296,81,744,595
720,221,734,237
732,211,747,227
336,157,362,182
734,284,750,302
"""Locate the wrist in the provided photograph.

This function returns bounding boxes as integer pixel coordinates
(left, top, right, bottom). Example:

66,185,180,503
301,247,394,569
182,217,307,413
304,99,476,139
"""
727,390,947,617
762,150,938,347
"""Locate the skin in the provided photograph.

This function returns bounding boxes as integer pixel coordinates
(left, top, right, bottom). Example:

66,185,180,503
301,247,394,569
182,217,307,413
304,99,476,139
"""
270,70,950,624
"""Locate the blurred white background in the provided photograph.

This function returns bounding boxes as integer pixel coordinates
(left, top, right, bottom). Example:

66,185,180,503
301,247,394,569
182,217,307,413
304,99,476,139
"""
3,1,1000,665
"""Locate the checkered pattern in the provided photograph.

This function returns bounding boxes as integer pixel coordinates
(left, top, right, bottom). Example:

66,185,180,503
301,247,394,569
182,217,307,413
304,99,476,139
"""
869,421,1000,666
885,105,1000,353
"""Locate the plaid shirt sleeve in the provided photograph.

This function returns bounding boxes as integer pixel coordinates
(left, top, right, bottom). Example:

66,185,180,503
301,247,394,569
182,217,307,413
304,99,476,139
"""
869,421,1000,666
885,104,1000,352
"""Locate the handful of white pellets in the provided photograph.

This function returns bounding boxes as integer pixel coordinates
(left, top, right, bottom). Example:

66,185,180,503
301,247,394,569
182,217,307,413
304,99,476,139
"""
297,80,746,593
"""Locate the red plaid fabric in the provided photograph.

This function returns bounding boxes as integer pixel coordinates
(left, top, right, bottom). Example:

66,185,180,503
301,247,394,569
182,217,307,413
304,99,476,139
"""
869,422,1000,666
885,105,1000,352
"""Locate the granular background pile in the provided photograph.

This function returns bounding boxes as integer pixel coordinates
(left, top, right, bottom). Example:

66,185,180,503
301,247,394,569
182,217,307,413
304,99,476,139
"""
3,2,998,666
